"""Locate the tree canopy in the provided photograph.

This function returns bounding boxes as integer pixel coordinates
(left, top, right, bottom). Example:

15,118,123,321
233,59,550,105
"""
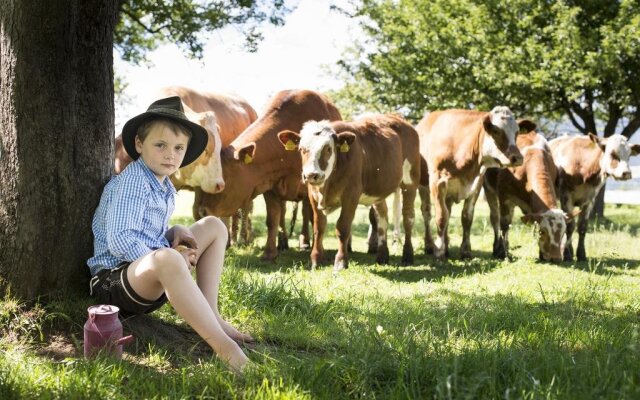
115,0,290,63
332,0,640,138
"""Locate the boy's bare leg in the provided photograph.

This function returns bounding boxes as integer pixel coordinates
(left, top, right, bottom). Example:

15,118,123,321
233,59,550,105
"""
126,249,248,371
190,217,254,343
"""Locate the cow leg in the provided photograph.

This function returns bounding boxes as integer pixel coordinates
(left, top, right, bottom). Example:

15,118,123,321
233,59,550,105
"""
484,181,503,258
309,195,326,268
576,201,594,262
334,201,357,272
419,185,434,255
498,200,514,259
299,197,312,250
219,216,232,249
392,188,402,246
261,191,281,261
367,206,378,254
401,185,417,265
239,201,254,246
229,210,240,246
560,192,575,261
431,174,449,260
192,188,204,221
372,200,390,264
460,184,482,260
445,198,455,258
277,200,289,251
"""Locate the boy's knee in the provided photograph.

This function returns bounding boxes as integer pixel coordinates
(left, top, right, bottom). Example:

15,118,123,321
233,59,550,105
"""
150,248,188,275
202,216,229,239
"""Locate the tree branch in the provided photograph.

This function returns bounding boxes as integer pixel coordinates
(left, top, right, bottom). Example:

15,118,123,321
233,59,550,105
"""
560,98,586,133
620,111,640,139
122,9,169,35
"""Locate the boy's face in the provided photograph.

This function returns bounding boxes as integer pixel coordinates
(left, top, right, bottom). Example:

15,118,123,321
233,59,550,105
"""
135,123,190,181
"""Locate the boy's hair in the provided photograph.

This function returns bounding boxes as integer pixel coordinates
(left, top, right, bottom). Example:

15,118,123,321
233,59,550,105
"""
136,118,192,143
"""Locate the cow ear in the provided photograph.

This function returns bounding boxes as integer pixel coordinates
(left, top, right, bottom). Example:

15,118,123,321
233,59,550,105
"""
336,132,356,153
482,114,500,136
630,143,640,156
277,130,301,151
522,213,542,224
588,132,606,150
565,209,581,222
234,142,256,164
518,119,536,134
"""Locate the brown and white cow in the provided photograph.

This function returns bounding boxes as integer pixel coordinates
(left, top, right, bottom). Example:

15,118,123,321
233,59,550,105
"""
484,129,574,263
196,89,342,260
418,107,535,260
114,86,258,244
277,114,421,271
549,133,640,261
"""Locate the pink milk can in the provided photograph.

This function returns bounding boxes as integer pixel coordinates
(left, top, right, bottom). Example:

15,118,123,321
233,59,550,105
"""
83,304,134,359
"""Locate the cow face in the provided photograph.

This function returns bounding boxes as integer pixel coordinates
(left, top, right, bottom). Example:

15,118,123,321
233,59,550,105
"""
180,111,226,193
590,133,640,180
522,209,569,263
280,120,355,186
482,107,535,168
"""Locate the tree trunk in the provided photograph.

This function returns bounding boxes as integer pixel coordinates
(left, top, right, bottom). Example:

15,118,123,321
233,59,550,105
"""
0,1,117,299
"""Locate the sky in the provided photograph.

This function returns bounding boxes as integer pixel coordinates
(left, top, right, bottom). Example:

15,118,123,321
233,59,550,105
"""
114,0,359,132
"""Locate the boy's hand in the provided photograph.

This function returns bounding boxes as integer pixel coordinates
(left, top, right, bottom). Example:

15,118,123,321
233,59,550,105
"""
170,225,198,251
175,244,197,270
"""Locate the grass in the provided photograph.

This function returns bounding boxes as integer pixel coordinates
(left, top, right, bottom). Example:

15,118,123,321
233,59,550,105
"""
1,192,639,399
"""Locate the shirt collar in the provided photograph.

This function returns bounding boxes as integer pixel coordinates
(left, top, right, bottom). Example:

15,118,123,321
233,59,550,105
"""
136,158,177,194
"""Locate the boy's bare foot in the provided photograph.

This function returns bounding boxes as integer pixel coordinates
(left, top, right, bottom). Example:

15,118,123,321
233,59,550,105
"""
222,347,250,374
218,318,255,343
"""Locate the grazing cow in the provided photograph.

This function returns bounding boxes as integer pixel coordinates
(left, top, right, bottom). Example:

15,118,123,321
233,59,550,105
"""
197,89,342,260
549,133,640,261
418,107,536,260
484,129,574,263
114,86,258,245
278,114,421,271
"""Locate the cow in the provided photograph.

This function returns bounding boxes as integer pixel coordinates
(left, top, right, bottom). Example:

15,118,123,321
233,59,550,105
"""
277,114,421,271
549,133,640,261
196,89,342,260
417,107,536,260
484,129,574,263
114,86,258,245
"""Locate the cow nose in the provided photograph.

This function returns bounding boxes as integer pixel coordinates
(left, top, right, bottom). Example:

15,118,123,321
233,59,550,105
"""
214,181,225,192
621,171,632,180
306,172,320,181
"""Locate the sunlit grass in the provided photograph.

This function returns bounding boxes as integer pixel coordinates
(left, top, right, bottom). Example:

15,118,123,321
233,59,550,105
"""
1,191,639,399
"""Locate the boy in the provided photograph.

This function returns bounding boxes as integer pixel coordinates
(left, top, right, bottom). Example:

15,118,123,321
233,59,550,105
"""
88,96,251,372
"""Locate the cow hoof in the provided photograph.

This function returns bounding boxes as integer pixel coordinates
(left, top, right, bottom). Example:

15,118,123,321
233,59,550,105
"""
376,247,390,264
425,244,434,255
493,247,506,260
367,245,377,254
299,243,310,251
577,253,587,262
401,254,413,266
563,248,573,262
333,260,347,272
460,251,472,260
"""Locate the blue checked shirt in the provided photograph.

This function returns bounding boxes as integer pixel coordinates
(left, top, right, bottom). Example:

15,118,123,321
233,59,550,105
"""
87,158,176,276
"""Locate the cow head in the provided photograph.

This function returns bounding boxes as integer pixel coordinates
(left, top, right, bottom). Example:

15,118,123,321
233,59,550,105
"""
589,133,640,180
482,107,536,168
180,110,226,193
278,120,355,186
522,209,578,263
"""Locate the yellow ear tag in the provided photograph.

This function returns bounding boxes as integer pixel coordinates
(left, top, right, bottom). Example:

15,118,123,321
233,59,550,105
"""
285,139,297,151
339,142,350,153
244,154,253,164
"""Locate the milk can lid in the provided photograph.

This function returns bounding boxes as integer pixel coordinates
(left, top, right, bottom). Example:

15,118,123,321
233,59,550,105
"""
87,304,120,315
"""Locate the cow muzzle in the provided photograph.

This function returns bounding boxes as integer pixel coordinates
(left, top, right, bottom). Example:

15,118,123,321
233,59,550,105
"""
303,172,325,185
506,145,523,167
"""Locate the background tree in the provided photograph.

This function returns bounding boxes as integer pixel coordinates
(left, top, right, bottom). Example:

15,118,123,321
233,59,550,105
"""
333,0,640,140
0,1,290,299
332,0,640,217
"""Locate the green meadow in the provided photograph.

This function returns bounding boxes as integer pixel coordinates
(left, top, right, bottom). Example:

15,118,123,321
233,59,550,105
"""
1,191,639,399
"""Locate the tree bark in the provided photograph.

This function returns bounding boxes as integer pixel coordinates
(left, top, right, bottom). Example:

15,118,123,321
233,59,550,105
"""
0,1,117,298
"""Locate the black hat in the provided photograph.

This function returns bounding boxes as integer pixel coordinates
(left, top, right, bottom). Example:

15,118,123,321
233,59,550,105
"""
121,96,208,167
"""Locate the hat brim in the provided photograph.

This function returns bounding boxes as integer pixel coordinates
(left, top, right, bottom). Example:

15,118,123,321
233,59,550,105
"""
121,110,209,168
